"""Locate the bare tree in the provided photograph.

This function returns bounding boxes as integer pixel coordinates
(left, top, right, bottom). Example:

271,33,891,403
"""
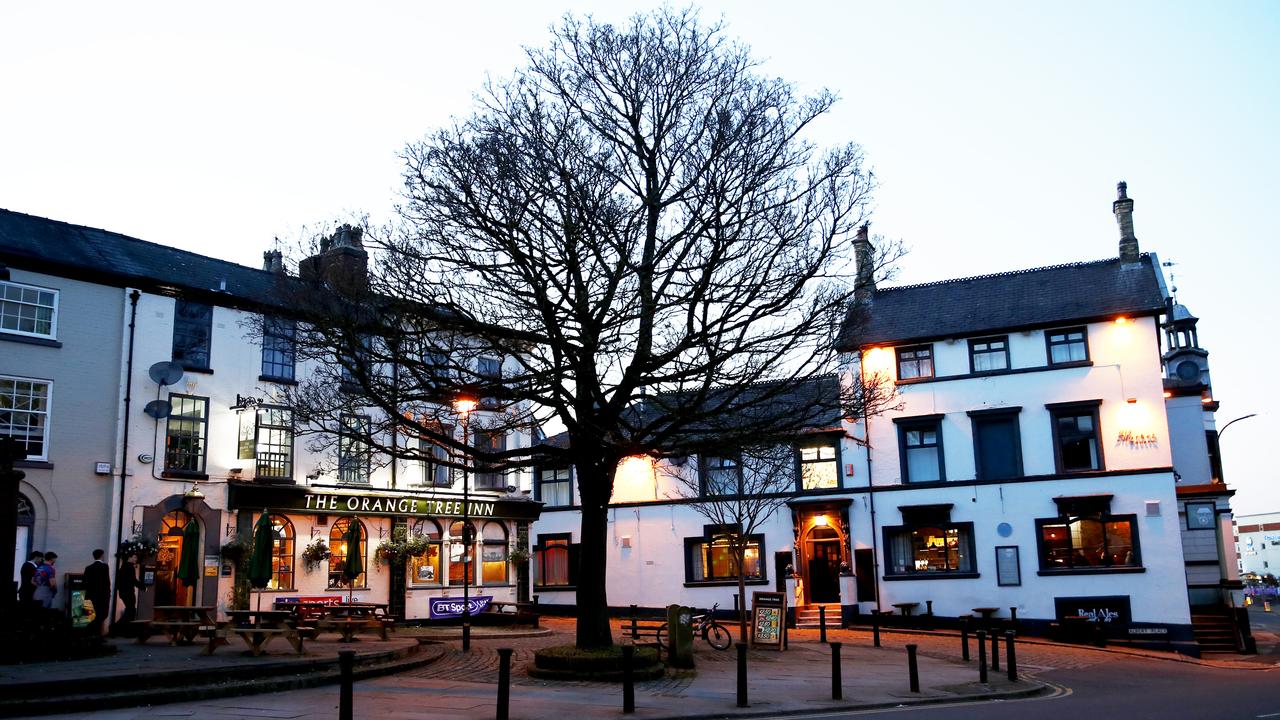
263,8,901,649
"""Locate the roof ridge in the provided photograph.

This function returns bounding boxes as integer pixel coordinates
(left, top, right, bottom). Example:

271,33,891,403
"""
876,254,1149,294
654,373,838,396
0,207,277,278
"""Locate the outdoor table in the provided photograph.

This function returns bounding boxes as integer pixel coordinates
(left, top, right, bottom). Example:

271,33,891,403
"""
972,607,1001,626
224,609,304,656
145,605,218,646
321,603,391,642
891,602,920,617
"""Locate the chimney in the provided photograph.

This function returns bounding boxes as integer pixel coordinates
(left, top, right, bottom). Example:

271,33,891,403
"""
853,222,875,302
1113,181,1139,263
262,249,285,274
298,224,368,293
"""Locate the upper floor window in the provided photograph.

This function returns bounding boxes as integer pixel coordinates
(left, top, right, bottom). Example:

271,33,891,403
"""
896,345,934,380
419,424,453,487
338,414,371,484
1046,327,1089,365
538,467,573,506
969,408,1023,480
895,416,944,482
339,335,372,387
172,300,212,371
164,394,209,475
472,429,506,489
1048,401,1103,473
701,455,742,496
969,336,1009,372
261,316,296,381
237,405,294,481
798,440,839,490
0,281,58,339
0,376,51,461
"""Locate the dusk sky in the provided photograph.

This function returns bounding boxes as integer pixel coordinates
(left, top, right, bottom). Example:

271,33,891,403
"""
3,2,1277,511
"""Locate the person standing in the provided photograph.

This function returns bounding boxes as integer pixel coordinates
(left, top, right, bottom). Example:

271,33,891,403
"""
115,554,142,628
83,549,111,635
33,551,58,610
18,550,41,607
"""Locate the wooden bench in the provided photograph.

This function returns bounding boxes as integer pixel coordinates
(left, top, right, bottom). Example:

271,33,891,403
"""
626,618,667,659
231,627,305,656
150,620,203,646
486,601,540,627
320,617,388,642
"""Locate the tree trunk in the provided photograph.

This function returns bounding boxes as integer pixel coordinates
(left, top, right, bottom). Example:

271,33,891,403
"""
574,461,614,649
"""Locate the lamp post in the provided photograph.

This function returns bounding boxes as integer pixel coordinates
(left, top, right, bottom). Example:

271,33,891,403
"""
454,397,477,651
1218,413,1257,440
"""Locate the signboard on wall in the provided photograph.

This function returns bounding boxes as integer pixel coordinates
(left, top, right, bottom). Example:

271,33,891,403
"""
994,546,1021,587
751,591,787,650
1053,595,1132,626
429,595,493,619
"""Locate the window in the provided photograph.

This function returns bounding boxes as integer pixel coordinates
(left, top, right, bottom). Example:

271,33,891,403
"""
267,515,295,589
884,521,976,577
481,521,508,584
408,519,443,586
164,394,209,475
684,527,766,584
798,440,839,490
472,429,506,489
0,280,57,339
896,345,934,380
172,300,213,371
0,376,51,461
1037,513,1141,571
969,336,1009,372
1046,327,1089,365
478,356,502,408
419,425,453,487
969,409,1023,480
328,517,367,588
895,416,944,482
1049,402,1103,473
538,466,573,506
261,317,296,381
448,520,475,585
238,406,294,481
534,533,577,588
338,414,371,484
1206,430,1224,483
701,455,742,495
339,335,372,386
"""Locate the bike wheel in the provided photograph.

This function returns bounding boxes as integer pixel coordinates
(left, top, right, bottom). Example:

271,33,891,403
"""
656,622,669,649
705,622,732,650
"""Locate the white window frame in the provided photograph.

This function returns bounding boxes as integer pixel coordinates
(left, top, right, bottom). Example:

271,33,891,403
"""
0,280,59,340
0,375,52,461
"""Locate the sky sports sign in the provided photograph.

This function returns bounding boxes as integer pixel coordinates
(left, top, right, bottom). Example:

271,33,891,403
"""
429,596,493,619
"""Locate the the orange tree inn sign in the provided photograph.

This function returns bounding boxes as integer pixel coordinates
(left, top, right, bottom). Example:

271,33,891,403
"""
227,482,542,521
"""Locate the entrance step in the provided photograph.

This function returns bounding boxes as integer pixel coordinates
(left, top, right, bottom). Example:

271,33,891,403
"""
795,604,842,629
1190,605,1243,654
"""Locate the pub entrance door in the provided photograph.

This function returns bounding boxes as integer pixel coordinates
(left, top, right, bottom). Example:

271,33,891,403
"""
804,526,842,604
154,510,193,606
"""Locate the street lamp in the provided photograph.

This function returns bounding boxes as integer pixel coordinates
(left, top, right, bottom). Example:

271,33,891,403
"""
1218,413,1257,440
453,396,477,651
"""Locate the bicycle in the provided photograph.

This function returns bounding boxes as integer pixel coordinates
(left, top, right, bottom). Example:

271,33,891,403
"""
656,603,733,650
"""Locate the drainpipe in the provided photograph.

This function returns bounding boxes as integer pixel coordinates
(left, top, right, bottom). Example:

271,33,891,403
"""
862,404,881,614
110,289,141,631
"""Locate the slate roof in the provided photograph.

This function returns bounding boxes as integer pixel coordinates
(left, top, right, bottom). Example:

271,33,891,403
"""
0,208,284,306
838,254,1168,349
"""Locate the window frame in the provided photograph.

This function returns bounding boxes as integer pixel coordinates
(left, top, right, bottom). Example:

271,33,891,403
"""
267,514,295,590
895,344,935,381
882,520,978,579
0,375,52,462
968,335,1010,373
796,436,841,491
164,393,209,477
260,316,297,382
480,521,509,585
1047,400,1104,474
253,405,295,481
171,299,213,372
472,429,506,490
1034,513,1143,574
533,532,577,590
537,466,574,507
699,453,743,496
419,425,454,488
327,517,368,589
408,518,444,587
338,413,372,484
894,415,945,483
682,525,768,587
0,280,59,340
968,407,1024,480
1045,326,1090,366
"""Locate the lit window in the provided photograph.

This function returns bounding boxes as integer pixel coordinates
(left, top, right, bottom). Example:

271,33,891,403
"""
448,521,475,585
896,345,934,380
884,517,975,576
0,281,57,339
1037,514,1140,570
0,376,51,461
534,534,576,588
798,442,839,490
481,521,508,584
684,528,765,583
268,515,295,589
408,519,443,586
328,517,367,589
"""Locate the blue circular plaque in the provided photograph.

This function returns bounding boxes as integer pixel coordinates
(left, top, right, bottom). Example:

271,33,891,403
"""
996,522,1013,538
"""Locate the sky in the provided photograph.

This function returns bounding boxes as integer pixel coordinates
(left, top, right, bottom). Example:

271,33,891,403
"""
2,1,1277,512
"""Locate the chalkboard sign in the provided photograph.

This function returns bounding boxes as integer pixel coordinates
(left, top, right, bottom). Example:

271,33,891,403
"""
995,545,1020,586
752,591,787,650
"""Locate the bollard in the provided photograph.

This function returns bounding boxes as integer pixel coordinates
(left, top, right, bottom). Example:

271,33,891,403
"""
1005,631,1018,682
830,641,843,699
736,643,749,707
872,612,881,648
462,611,472,652
819,606,828,644
976,630,988,684
906,643,920,693
338,649,355,720
622,645,636,713
991,629,1000,671
496,648,513,720
961,620,970,661
630,604,639,639
926,600,934,616
1009,606,1018,624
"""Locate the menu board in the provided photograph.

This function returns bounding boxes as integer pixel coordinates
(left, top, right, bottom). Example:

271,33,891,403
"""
995,546,1021,586
751,591,787,650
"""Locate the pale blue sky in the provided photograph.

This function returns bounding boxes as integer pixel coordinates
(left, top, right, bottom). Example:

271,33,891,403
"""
2,1,1277,510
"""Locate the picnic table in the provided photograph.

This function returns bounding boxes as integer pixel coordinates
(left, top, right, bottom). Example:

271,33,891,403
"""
891,602,920,617
138,605,218,646
320,602,392,642
225,609,305,656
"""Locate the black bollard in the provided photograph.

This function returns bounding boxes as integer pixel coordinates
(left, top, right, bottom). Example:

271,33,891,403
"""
338,649,355,720
961,621,970,661
736,643,749,707
1009,606,1017,624
819,606,828,644
462,609,471,652
991,630,1000,671
872,612,881,648
496,648,513,720
630,604,639,640
906,643,920,693
1005,631,1018,682
622,645,636,713
976,630,988,684
830,641,842,699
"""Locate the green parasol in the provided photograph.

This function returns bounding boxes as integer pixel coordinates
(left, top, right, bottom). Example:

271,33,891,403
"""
175,519,202,604
248,511,275,610
341,520,363,603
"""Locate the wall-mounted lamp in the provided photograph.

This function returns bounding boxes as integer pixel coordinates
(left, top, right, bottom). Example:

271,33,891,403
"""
1114,316,1129,325
1126,397,1137,404
813,514,829,527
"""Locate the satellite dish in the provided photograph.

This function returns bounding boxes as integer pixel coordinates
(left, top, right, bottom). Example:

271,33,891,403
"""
144,399,173,419
148,361,184,386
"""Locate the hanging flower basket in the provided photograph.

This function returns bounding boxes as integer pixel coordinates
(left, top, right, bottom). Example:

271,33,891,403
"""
375,527,431,566
220,534,253,566
302,538,331,572
117,533,159,560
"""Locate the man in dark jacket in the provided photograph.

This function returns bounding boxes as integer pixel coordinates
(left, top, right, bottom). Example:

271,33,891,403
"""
115,555,142,630
83,549,111,634
18,550,41,607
